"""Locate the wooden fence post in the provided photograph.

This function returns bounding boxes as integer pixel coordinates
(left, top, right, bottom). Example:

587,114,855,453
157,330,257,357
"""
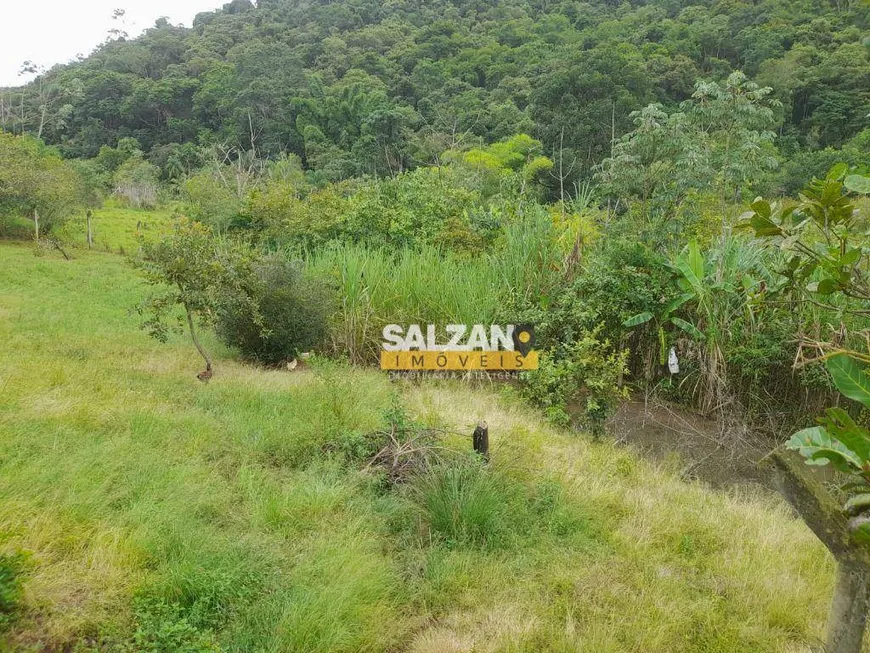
472,421,489,461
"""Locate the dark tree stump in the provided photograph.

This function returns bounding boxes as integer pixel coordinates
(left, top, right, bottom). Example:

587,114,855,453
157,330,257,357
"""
472,421,489,461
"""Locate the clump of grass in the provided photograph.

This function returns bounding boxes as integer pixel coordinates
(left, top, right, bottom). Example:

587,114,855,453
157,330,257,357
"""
412,457,509,548
0,552,25,631
124,596,218,653
305,243,504,364
303,233,563,364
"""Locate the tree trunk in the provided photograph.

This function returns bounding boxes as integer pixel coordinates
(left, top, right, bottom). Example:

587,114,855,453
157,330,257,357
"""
762,450,870,652
33,208,39,242
37,103,47,140
86,210,93,249
186,307,212,371
827,561,870,653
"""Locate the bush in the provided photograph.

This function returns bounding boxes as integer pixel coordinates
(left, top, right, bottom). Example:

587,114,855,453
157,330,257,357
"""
245,182,349,247
0,132,83,236
521,327,628,431
182,171,243,233
501,237,670,378
217,253,333,366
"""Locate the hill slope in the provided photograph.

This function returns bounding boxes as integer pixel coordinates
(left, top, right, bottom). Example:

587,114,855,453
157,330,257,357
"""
0,241,841,651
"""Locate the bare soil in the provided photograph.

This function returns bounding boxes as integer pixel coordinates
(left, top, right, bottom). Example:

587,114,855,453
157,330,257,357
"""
606,398,774,491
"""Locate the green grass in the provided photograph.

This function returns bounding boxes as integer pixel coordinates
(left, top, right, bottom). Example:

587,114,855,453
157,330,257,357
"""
55,199,176,254
0,239,847,652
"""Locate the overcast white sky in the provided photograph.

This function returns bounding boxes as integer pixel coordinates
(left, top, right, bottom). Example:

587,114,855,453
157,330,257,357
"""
0,0,226,87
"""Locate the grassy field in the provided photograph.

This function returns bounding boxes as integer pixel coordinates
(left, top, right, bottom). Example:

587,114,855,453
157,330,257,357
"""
0,239,845,652
54,200,176,254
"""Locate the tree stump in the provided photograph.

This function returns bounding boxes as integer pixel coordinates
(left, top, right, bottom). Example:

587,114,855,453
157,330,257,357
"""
472,421,489,462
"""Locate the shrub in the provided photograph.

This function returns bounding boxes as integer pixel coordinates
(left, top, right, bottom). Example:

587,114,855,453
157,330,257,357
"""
245,182,349,247
217,253,333,366
521,327,628,431
137,220,261,375
411,457,507,548
182,171,243,233
0,132,83,237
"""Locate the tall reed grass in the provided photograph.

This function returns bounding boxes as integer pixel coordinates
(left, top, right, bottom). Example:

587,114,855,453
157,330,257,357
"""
304,208,563,363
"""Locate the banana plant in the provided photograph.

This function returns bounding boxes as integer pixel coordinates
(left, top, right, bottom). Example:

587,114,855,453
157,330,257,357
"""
623,239,705,366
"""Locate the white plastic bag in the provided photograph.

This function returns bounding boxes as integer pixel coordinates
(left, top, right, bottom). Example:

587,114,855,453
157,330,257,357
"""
667,347,680,374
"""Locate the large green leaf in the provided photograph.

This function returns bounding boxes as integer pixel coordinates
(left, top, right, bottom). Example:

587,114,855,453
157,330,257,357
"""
685,240,704,285
827,354,870,409
750,198,771,219
821,407,870,463
673,240,704,292
844,174,870,194
749,213,782,237
827,162,849,181
786,426,862,473
670,317,704,340
623,312,654,327
661,292,694,318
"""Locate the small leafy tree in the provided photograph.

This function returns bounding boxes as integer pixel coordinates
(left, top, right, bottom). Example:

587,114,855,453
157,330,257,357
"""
522,326,628,432
137,220,258,378
0,132,81,239
597,71,780,228
743,168,870,653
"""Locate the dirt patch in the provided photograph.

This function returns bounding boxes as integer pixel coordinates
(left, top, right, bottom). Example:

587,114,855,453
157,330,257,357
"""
606,398,773,491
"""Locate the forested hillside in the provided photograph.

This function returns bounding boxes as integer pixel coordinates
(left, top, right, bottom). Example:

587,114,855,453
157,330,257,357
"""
2,0,869,189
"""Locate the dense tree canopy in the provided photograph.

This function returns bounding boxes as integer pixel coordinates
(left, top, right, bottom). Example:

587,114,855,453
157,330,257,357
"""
1,0,867,186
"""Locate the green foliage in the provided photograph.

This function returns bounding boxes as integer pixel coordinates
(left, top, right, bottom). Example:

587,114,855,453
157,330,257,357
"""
182,170,243,233
0,553,24,631
445,134,553,199
4,0,866,188
0,132,83,236
216,253,333,366
786,354,870,482
124,597,218,653
748,170,870,526
137,219,259,370
522,327,629,430
114,156,160,208
597,72,781,224
305,243,505,364
741,172,869,307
